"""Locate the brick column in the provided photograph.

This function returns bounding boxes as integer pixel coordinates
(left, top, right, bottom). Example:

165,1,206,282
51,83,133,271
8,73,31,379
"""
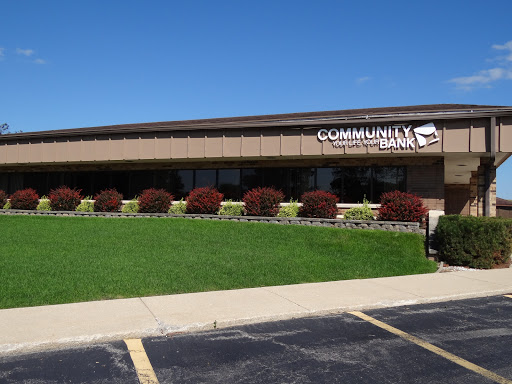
474,160,497,217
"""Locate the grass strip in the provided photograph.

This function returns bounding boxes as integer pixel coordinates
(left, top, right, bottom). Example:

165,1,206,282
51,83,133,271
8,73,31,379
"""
0,215,437,309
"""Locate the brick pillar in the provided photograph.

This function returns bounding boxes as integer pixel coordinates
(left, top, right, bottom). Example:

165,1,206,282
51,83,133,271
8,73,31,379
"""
469,171,478,216
488,164,497,217
474,161,497,217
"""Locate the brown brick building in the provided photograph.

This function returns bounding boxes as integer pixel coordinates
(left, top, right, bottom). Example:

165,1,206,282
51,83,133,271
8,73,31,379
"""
0,104,510,216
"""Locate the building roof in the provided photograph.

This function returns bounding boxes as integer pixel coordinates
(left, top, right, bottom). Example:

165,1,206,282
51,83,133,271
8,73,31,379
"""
3,104,512,140
496,197,512,207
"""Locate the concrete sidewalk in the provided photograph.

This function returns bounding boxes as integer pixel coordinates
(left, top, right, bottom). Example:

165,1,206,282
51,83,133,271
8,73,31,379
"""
1,268,511,356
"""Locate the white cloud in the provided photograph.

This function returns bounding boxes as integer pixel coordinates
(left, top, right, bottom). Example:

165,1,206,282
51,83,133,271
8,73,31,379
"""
34,58,46,64
448,40,512,90
492,40,512,51
356,76,371,84
0,47,4,57
16,48,34,57
449,67,512,90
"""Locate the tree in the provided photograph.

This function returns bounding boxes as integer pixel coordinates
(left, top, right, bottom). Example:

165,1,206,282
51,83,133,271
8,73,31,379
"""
0,123,22,134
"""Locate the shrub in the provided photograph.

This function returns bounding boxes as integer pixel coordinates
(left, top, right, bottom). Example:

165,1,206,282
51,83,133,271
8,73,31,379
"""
122,198,139,213
94,189,123,212
277,199,299,217
138,188,173,213
436,215,512,269
378,190,427,222
48,186,83,211
218,200,244,216
299,190,338,219
76,196,94,212
169,198,187,214
243,187,284,217
9,188,39,210
186,186,223,214
344,197,374,221
0,190,7,208
36,196,52,211
3,201,11,209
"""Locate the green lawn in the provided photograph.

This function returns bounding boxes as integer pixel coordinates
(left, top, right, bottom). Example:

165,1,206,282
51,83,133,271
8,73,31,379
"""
0,215,437,309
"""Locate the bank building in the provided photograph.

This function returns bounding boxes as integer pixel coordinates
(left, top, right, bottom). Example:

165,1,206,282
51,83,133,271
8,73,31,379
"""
1,104,510,217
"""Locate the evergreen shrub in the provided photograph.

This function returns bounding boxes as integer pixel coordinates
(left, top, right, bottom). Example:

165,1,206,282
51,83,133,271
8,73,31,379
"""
48,186,82,211
277,199,299,217
76,196,94,212
122,198,139,213
218,200,244,216
243,187,284,217
436,215,512,269
299,190,338,219
186,186,223,214
94,189,123,212
9,188,39,210
36,196,52,211
344,197,374,220
169,198,187,214
138,188,173,213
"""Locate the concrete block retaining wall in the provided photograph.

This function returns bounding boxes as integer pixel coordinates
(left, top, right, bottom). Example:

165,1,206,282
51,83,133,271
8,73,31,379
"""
0,209,424,234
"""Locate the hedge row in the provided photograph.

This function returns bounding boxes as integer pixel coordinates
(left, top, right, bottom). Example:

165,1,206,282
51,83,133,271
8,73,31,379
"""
436,215,512,269
1,186,428,221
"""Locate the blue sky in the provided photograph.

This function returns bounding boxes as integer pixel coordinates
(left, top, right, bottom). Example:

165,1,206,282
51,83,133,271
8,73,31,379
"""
1,1,512,197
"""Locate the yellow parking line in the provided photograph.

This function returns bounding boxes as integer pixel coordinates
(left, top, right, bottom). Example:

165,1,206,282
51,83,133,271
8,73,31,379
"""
124,339,159,384
349,311,512,384
504,295,512,299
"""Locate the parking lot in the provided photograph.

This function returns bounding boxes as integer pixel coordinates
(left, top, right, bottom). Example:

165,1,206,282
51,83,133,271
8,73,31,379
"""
1,295,511,383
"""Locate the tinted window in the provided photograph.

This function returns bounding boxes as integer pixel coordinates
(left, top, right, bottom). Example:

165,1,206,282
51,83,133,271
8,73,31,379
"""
218,169,240,200
343,167,371,203
195,169,216,188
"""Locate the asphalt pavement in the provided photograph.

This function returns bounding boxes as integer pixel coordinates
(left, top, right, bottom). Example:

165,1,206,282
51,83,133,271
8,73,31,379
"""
1,295,511,383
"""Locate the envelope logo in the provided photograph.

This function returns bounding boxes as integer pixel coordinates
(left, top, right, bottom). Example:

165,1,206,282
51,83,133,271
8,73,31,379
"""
413,123,439,147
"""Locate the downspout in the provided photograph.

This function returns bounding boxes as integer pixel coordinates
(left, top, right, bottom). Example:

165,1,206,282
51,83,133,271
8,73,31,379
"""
484,117,496,216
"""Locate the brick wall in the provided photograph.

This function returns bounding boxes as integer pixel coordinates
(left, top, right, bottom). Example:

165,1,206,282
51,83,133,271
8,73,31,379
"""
406,158,444,211
444,184,470,215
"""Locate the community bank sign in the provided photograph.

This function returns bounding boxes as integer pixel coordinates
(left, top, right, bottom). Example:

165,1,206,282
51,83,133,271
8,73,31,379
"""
317,122,439,150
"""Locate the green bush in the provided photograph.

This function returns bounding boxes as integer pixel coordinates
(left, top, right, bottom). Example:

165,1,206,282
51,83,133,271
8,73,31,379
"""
218,200,244,216
169,199,187,214
344,197,374,221
436,215,512,269
277,199,299,217
122,198,139,213
36,196,52,211
76,197,94,212
3,201,11,209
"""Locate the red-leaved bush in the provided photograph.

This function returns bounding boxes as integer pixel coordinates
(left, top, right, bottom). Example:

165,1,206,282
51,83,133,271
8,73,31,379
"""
48,186,83,211
94,188,123,212
377,190,428,222
243,187,284,217
186,186,223,214
138,188,173,213
299,190,339,218
0,190,7,208
9,188,40,210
